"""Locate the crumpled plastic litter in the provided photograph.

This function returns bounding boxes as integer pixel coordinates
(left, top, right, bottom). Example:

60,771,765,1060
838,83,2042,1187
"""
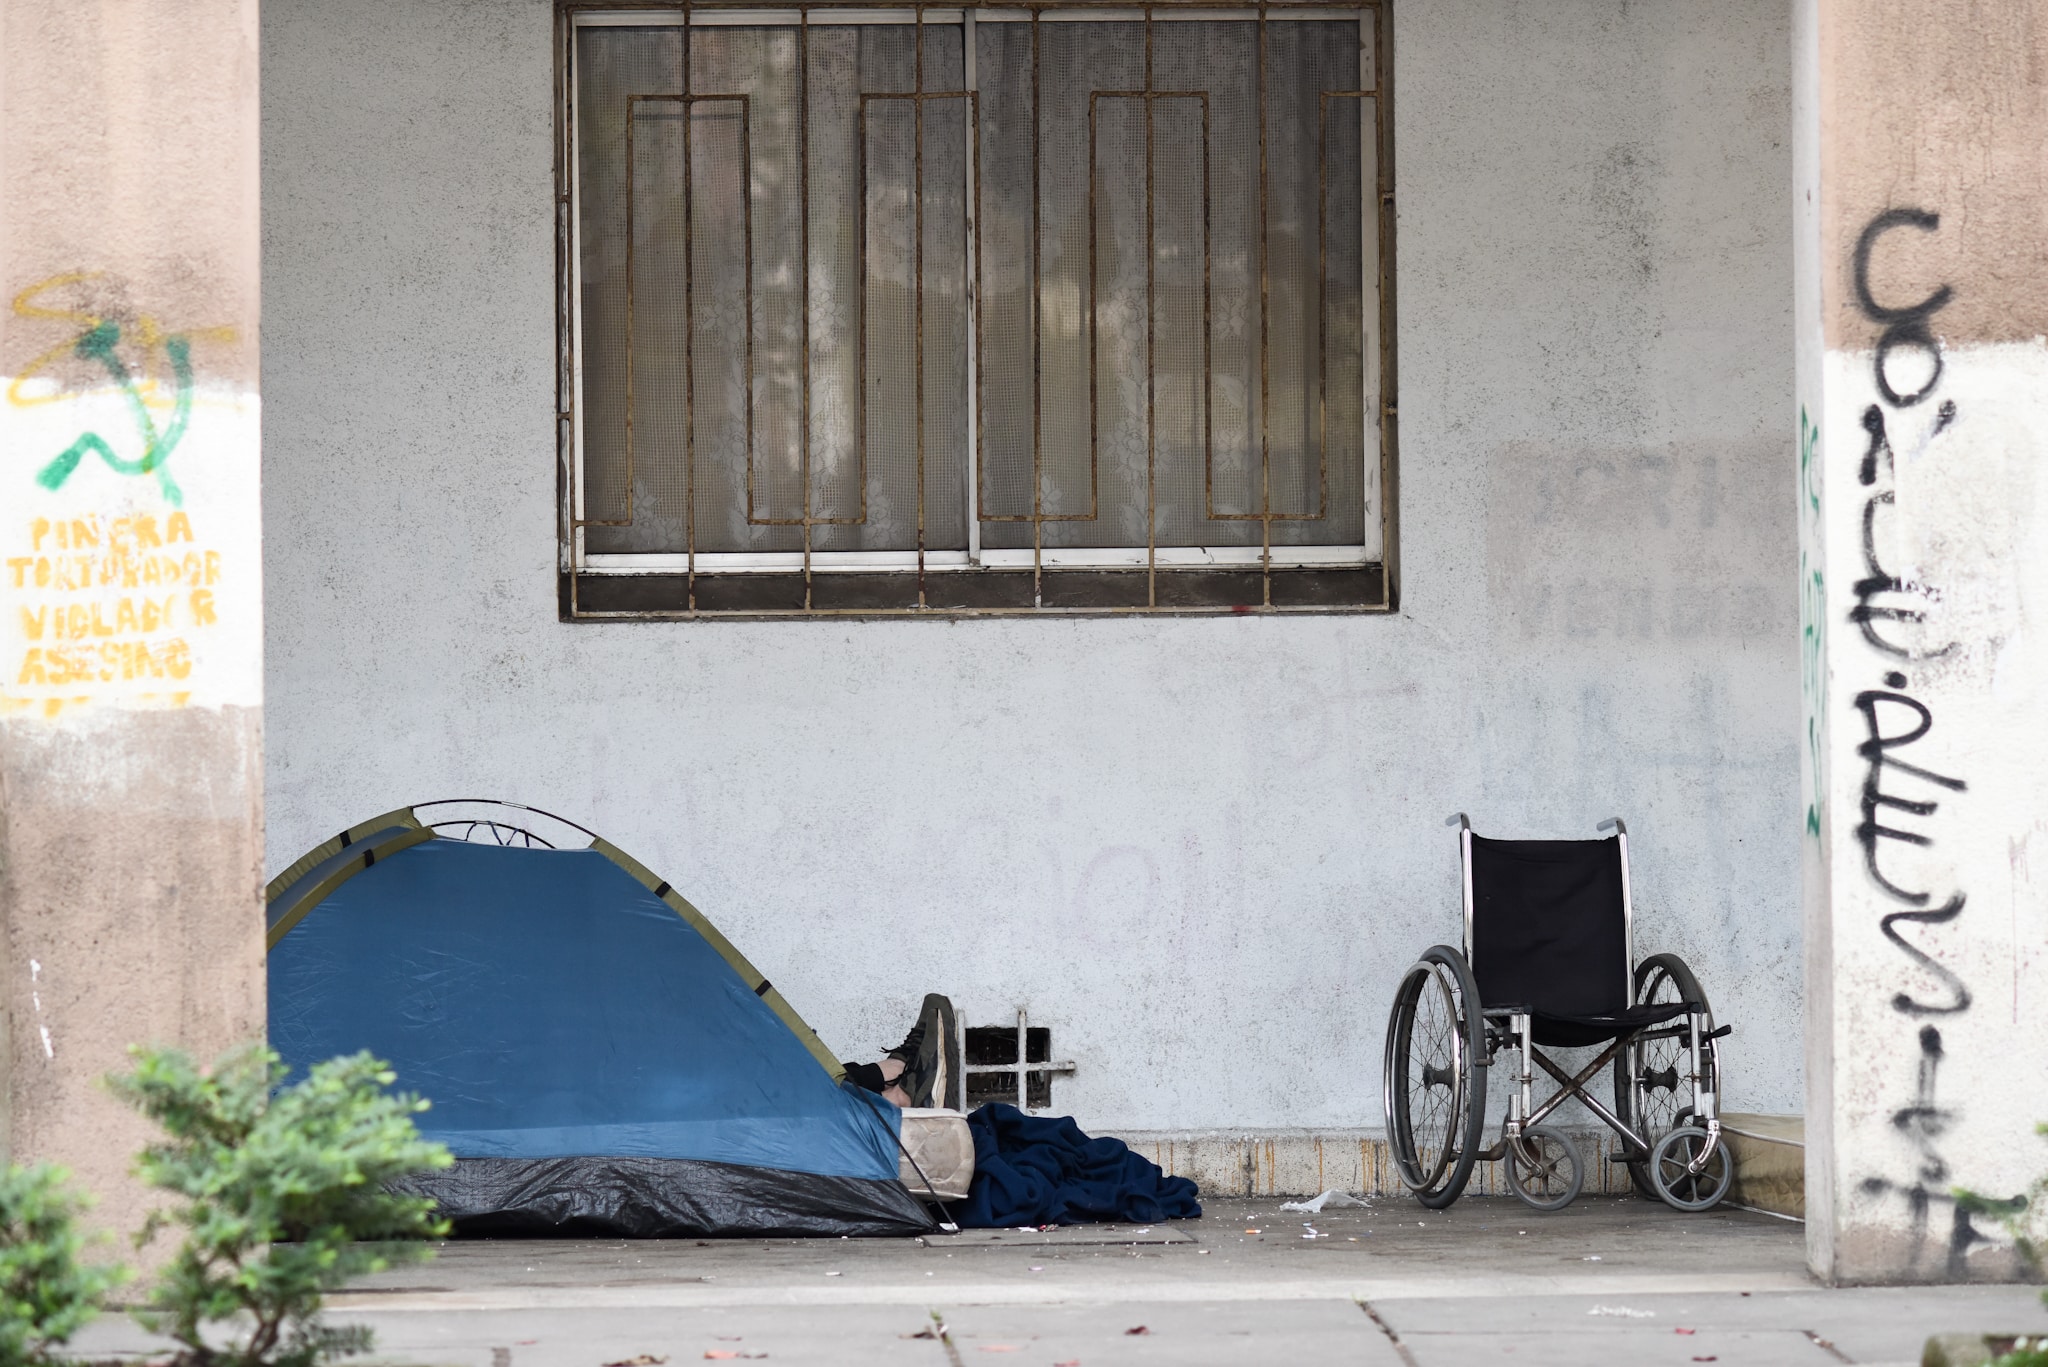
1278,1190,1371,1213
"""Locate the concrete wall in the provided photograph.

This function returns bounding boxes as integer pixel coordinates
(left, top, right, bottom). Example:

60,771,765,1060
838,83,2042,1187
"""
1,0,265,1241
1799,0,2048,1284
260,0,1798,1137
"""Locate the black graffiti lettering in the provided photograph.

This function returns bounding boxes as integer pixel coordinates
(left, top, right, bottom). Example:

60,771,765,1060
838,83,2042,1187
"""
1850,409,1954,660
1845,209,1990,1278
1854,688,1967,905
1854,208,1954,409
1875,327,1944,408
1853,210,1955,323
1880,897,1973,1016
1858,1028,2018,1278
1858,404,1892,486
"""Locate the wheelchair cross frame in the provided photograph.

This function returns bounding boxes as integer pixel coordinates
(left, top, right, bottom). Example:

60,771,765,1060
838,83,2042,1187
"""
1454,814,1724,1178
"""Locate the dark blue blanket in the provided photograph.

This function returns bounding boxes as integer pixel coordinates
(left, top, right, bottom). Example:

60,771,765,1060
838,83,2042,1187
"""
953,1104,1202,1227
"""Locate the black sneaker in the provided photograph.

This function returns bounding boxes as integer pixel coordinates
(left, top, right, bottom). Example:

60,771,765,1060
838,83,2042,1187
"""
887,994,960,1110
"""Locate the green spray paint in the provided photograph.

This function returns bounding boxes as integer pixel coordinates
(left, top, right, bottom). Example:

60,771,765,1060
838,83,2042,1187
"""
34,321,191,507
1799,405,1825,838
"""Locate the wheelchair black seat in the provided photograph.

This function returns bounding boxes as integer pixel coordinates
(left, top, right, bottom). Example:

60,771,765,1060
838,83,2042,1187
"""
1470,835,1698,1047
1381,816,1732,1213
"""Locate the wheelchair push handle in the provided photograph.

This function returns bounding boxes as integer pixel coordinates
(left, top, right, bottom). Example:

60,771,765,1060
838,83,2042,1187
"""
1596,817,1628,835
1445,812,1470,831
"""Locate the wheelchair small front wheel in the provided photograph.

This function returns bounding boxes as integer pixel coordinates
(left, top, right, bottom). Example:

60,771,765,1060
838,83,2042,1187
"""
1647,1125,1732,1212
1502,1124,1583,1212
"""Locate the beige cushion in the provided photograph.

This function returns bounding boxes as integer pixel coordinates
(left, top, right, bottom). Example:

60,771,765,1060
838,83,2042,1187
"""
896,1108,974,1202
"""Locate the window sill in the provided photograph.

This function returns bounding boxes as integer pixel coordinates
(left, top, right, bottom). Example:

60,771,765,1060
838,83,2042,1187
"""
559,564,1390,618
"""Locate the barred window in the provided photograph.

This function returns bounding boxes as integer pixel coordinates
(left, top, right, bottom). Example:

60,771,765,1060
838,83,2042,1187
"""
561,6,1391,616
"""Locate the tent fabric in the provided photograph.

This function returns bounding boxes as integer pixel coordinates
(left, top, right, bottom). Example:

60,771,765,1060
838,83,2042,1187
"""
953,1104,1202,1227
268,826,931,1237
265,823,431,950
264,805,423,912
388,1156,931,1238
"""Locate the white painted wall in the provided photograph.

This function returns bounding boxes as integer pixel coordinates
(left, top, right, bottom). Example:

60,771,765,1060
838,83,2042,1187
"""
261,0,1797,1134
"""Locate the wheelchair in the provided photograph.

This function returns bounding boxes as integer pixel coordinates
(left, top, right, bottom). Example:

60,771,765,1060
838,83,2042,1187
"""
1381,815,1732,1212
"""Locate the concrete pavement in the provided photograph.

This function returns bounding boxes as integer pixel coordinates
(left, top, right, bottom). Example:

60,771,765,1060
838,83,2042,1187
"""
70,1196,2047,1365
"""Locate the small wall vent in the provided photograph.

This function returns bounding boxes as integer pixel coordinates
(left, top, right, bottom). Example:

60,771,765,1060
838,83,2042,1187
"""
960,1008,1076,1113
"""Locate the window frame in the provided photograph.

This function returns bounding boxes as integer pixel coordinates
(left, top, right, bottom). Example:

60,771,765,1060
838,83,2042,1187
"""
555,0,1398,617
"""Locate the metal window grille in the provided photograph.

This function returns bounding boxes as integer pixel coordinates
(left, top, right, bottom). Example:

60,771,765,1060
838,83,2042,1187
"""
556,2,1396,617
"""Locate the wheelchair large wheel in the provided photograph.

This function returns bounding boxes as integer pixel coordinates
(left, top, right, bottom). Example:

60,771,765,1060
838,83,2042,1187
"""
1384,945,1487,1209
1613,953,1716,1200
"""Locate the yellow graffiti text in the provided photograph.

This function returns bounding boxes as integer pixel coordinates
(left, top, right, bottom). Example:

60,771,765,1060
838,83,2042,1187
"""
8,548,221,592
16,640,192,687
27,512,195,553
5,512,229,708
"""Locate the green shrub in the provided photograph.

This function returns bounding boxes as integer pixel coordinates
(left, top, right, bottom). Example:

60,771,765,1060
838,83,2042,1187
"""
1959,1120,2047,1367
110,1045,453,1367
0,1162,126,1367
1991,1336,2048,1367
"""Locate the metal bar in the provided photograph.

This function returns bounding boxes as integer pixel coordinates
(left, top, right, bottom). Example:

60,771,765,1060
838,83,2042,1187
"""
1513,1011,1532,1137
801,8,813,606
1528,1043,1647,1150
1371,0,1395,609
568,3,1384,16
1355,8,1373,562
684,10,697,610
1201,87,1213,532
915,0,927,609
1316,90,1332,526
590,542,1365,571
568,601,1392,621
1032,7,1043,604
741,95,758,533
561,10,585,616
1618,826,1636,1000
1460,824,1474,960
856,87,866,573
1084,84,1104,581
964,8,980,565
1257,1,1270,605
1318,77,1335,532
1143,5,1156,609
970,83,983,544
556,9,570,559
1525,1039,1627,1123
608,91,641,531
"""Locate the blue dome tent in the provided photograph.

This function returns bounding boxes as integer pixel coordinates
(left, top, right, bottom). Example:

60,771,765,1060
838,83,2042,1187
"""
265,802,932,1237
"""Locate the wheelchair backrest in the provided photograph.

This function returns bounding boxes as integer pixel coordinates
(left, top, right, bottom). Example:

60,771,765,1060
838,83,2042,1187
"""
1465,833,1630,1019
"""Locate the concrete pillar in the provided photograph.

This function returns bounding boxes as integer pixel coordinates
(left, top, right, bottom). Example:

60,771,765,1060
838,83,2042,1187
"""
1798,0,2048,1284
0,1,264,1240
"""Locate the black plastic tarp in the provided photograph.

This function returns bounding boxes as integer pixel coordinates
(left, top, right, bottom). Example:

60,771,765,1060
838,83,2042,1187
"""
391,1157,935,1238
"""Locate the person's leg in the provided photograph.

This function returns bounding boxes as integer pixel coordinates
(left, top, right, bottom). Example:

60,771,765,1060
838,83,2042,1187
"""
844,995,960,1109
890,994,959,1110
